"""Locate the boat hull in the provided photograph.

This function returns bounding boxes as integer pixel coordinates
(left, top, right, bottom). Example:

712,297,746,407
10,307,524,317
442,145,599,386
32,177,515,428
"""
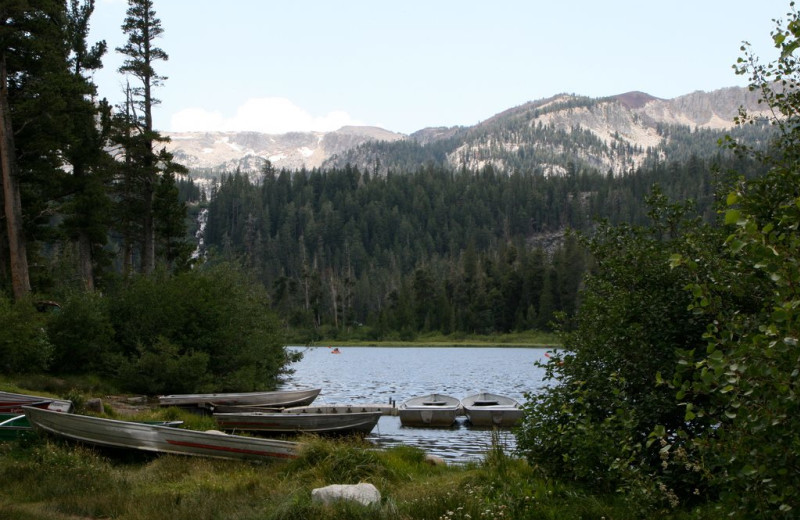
398,394,460,427
158,388,321,409
461,393,523,427
0,414,32,441
214,411,381,435
0,391,73,413
24,406,298,462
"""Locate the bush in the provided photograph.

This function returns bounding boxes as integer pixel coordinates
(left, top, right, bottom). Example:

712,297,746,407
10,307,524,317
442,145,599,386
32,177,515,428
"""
0,296,52,374
516,192,715,509
46,291,115,375
107,263,291,393
118,337,211,394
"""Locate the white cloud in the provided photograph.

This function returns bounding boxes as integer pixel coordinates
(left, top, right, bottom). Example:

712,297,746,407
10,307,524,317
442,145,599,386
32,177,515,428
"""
170,97,362,134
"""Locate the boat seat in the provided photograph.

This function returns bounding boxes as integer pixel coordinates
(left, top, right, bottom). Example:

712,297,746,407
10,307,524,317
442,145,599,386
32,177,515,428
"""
421,401,448,406
473,400,500,406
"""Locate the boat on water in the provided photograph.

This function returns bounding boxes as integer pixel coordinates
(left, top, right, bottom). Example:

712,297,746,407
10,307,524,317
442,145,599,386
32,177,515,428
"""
398,393,461,427
23,406,299,462
214,409,382,436
460,392,523,427
158,388,321,410
0,391,73,413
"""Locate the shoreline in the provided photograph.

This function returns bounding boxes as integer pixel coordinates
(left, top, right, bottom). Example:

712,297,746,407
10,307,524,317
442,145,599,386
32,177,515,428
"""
294,341,556,348
285,331,560,349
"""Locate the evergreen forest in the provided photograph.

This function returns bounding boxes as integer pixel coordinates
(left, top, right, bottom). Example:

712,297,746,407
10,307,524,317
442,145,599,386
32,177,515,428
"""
203,154,765,341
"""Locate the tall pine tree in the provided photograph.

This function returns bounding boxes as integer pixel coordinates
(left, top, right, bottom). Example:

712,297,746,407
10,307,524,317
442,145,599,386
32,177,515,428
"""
115,0,185,274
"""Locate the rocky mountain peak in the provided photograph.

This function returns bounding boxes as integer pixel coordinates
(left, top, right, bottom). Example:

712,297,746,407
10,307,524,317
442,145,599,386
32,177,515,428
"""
166,86,770,177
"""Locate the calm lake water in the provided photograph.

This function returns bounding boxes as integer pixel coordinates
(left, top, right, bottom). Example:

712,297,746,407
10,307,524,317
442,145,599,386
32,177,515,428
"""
279,346,550,463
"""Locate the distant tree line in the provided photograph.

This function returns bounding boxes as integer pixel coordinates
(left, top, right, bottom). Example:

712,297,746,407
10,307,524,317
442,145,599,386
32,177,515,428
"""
203,154,765,340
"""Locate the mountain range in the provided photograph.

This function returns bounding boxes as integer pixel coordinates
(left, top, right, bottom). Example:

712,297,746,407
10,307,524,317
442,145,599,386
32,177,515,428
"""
165,86,771,177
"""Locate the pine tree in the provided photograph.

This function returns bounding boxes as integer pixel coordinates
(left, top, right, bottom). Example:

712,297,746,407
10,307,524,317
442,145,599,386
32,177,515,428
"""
60,0,111,290
1,0,75,298
115,0,184,274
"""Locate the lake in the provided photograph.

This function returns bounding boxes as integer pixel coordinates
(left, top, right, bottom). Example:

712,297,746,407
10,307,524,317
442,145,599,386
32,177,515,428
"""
279,346,550,463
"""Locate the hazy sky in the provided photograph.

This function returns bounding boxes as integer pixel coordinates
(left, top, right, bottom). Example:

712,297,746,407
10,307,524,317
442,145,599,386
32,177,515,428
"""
88,0,791,135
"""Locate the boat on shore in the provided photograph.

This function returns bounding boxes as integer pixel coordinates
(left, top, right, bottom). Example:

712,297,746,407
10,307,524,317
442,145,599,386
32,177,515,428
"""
0,391,73,413
0,414,32,441
461,392,523,427
398,393,461,427
158,388,321,410
214,410,381,436
24,406,299,462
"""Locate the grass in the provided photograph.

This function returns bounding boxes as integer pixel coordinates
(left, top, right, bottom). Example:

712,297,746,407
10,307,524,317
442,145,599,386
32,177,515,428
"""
0,386,726,520
0,376,721,519
0,432,671,520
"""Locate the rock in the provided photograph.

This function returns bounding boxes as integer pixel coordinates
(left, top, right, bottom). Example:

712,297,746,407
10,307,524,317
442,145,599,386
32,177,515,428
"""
425,454,446,466
86,398,103,413
311,483,381,506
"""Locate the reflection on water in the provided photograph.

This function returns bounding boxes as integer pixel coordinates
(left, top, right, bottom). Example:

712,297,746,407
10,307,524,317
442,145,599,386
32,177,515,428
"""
280,346,550,463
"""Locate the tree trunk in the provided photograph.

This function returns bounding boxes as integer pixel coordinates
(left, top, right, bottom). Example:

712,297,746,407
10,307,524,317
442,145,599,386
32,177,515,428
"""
141,177,155,274
329,271,338,329
0,52,31,300
77,230,94,290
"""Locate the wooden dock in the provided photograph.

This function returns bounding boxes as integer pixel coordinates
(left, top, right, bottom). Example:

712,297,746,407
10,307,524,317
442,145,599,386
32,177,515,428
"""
284,403,399,416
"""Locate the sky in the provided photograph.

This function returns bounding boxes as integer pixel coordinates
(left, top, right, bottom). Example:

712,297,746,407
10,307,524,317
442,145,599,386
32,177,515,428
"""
88,0,792,135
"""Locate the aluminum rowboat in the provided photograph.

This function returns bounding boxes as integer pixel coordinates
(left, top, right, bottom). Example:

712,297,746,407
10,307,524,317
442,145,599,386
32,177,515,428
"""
398,393,460,427
214,410,381,436
461,392,523,427
24,406,298,462
158,388,320,409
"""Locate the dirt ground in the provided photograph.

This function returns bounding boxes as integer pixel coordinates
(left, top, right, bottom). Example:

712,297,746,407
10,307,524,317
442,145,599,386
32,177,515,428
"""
103,395,155,416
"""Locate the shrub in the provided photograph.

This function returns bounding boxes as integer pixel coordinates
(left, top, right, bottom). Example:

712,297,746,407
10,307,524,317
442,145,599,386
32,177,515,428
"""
107,263,291,393
0,296,52,374
46,291,115,374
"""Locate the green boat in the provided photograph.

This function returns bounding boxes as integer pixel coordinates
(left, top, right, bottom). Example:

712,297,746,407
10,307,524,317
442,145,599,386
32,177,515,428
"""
0,413,32,441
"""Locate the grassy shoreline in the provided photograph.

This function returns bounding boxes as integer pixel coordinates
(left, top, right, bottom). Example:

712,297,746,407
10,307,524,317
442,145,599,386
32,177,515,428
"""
0,427,686,520
0,377,719,519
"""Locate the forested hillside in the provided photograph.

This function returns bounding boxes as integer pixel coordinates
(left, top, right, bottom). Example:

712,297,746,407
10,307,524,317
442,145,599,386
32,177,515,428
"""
203,153,766,340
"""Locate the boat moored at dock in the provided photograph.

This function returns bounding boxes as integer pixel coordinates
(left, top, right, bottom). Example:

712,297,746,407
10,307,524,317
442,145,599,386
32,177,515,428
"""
398,394,461,427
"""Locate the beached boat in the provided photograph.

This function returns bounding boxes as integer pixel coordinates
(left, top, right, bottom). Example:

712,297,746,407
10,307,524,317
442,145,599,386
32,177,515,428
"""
158,388,321,410
0,414,32,441
0,391,73,413
23,406,299,462
398,393,461,427
461,392,523,427
214,409,381,436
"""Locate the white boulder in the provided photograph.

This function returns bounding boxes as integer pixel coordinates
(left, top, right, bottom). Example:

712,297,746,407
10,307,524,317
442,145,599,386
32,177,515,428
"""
311,483,381,506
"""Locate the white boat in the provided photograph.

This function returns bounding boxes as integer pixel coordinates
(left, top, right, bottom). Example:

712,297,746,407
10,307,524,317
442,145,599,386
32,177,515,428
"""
214,410,382,436
460,392,523,427
0,391,73,413
23,406,299,462
398,393,460,427
158,388,321,409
